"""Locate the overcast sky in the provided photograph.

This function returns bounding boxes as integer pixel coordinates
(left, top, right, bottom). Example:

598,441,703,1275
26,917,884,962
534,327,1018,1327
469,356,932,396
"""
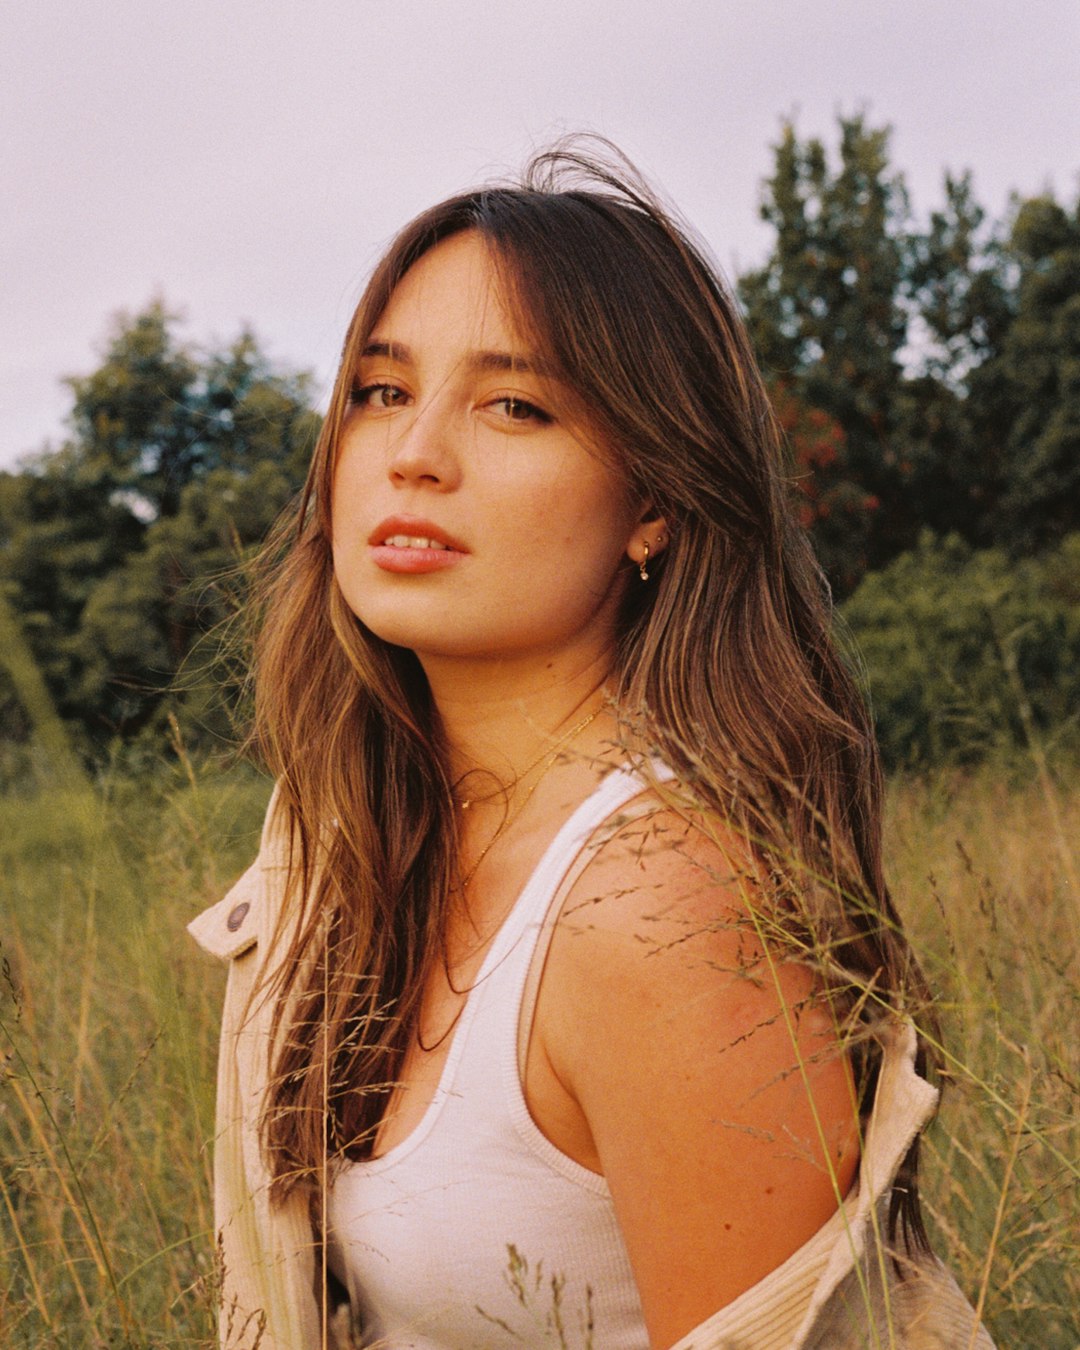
3,0,1078,470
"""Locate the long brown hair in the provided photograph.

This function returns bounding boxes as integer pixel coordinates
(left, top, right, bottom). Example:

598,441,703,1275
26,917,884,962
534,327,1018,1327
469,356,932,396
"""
250,139,935,1246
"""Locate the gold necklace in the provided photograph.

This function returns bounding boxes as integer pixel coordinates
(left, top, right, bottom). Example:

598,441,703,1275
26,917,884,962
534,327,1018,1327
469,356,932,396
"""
456,707,600,894
454,713,591,811
415,707,601,1055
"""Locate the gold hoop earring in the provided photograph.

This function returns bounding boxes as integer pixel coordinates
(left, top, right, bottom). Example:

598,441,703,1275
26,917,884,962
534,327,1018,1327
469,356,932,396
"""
639,541,650,582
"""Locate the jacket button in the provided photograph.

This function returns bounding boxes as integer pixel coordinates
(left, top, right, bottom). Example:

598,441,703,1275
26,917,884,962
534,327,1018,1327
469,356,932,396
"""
226,901,250,932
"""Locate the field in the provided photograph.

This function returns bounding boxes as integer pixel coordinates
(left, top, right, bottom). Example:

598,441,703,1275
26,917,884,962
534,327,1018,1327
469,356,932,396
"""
1,760,1077,1347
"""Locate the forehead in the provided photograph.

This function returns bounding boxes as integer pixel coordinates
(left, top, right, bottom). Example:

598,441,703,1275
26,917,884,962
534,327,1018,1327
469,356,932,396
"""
371,232,527,353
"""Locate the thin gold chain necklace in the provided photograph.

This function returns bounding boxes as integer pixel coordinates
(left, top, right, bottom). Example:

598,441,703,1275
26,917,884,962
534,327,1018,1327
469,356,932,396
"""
454,706,598,812
455,706,600,894
414,707,600,1054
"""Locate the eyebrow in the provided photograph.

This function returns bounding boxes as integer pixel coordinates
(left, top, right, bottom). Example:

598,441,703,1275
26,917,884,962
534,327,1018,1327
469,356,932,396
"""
360,339,557,380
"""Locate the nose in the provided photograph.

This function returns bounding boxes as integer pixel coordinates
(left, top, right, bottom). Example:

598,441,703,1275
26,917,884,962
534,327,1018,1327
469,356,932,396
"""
386,399,462,491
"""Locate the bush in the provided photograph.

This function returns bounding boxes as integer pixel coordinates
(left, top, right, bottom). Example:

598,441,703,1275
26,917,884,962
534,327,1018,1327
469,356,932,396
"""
841,533,1080,768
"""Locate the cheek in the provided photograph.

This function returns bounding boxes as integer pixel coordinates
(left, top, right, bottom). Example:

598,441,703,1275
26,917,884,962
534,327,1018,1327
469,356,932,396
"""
330,441,376,552
328,460,372,605
515,483,635,608
518,452,632,540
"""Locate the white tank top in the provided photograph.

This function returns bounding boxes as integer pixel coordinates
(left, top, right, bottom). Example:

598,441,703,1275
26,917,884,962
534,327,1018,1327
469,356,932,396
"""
326,767,661,1349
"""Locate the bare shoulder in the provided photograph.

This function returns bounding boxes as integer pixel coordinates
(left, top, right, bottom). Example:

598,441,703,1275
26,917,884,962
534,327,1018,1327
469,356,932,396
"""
551,790,804,1017
537,790,860,1348
557,788,763,951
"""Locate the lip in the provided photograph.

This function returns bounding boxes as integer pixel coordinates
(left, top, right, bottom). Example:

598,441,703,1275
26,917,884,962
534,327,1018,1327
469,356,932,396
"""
367,515,468,551
368,514,468,574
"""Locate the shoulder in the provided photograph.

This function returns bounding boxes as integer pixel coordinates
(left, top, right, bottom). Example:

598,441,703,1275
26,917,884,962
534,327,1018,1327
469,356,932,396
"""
550,789,799,1017
536,789,861,1344
546,789,832,1062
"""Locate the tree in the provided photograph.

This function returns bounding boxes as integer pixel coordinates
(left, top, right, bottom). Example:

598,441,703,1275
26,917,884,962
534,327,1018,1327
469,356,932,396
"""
64,302,200,520
0,304,319,759
970,194,1080,551
740,116,916,585
740,116,1080,589
895,171,1014,544
63,302,316,520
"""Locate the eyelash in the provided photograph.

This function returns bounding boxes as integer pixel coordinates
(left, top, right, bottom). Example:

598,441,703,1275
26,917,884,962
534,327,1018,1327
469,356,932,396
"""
347,384,553,425
488,396,553,425
348,382,405,409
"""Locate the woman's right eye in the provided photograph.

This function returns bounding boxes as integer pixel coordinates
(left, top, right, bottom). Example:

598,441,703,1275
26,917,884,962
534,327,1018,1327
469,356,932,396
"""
348,382,408,409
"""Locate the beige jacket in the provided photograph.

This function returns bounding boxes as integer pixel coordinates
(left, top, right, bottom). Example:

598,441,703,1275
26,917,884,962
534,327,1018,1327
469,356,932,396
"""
190,792,995,1350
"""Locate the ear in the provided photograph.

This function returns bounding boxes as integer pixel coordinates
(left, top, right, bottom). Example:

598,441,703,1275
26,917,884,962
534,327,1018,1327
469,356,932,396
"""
626,509,670,571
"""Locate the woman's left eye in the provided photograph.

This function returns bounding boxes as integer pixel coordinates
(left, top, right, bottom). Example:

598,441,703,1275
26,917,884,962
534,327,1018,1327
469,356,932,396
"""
488,396,553,425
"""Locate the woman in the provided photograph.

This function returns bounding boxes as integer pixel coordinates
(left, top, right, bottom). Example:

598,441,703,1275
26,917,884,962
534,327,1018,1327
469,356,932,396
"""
190,142,994,1349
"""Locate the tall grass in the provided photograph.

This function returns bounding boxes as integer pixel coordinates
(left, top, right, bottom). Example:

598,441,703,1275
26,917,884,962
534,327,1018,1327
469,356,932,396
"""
884,767,1079,1345
1,758,1077,1346
1,764,271,1347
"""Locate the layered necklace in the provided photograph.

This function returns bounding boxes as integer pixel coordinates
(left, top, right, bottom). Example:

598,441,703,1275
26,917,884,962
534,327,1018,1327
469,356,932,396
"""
414,707,601,1054
454,706,600,894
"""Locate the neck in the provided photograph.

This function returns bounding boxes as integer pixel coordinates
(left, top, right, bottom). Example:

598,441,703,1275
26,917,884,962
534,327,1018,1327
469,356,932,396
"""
418,646,619,786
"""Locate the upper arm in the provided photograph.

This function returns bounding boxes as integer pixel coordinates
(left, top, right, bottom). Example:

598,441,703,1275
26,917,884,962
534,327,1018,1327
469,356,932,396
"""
538,805,860,1349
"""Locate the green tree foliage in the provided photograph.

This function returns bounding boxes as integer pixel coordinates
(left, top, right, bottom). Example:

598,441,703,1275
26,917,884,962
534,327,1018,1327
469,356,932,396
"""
841,533,1080,768
743,115,1080,592
741,116,913,587
970,196,1080,550
898,171,1013,544
0,303,319,764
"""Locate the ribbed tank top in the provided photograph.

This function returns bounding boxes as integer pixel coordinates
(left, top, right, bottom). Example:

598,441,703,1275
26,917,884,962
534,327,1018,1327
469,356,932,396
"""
326,767,662,1349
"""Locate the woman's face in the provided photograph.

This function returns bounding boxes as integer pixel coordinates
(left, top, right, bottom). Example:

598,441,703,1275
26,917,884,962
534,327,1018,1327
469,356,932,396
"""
331,231,645,672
